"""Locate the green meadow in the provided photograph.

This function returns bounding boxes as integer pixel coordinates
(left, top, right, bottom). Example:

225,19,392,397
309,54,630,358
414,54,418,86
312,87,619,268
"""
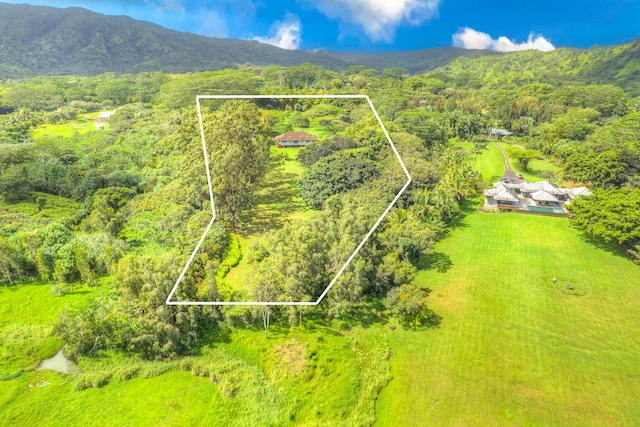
1,293,389,427
31,112,106,138
266,104,347,140
454,140,504,184
0,282,105,373
376,210,640,426
0,192,82,220
375,144,640,425
455,140,560,185
498,141,562,183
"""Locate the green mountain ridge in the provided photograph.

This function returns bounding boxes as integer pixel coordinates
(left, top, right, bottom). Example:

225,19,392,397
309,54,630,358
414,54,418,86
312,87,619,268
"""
0,2,639,96
322,47,503,74
0,2,348,77
0,2,491,78
434,41,640,95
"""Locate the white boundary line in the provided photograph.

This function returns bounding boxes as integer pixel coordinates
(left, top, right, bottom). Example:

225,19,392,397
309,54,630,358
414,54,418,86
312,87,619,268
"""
166,94,411,306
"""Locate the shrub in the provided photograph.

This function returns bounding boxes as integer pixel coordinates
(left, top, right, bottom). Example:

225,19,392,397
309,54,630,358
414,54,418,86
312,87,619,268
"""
290,113,309,128
51,283,68,296
215,233,241,280
299,150,380,209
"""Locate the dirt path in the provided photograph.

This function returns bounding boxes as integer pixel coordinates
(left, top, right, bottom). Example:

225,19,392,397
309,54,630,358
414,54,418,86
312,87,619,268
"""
490,142,523,183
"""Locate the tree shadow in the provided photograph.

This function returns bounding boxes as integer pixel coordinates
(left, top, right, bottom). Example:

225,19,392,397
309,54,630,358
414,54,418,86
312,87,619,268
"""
447,212,470,230
419,252,453,273
438,199,477,238
577,232,631,260
307,297,389,330
420,310,443,329
65,288,91,295
201,322,233,347
238,166,310,236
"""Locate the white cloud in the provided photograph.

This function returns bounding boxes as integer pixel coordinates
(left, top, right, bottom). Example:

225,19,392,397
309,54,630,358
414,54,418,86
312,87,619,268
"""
306,0,440,43
452,27,556,52
253,13,302,50
197,10,229,38
145,0,185,13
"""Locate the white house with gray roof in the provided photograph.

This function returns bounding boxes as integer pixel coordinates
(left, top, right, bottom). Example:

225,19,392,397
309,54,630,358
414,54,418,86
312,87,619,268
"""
484,179,592,214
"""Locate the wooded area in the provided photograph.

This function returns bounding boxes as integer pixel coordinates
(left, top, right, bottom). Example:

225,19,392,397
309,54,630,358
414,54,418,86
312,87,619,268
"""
1,49,640,425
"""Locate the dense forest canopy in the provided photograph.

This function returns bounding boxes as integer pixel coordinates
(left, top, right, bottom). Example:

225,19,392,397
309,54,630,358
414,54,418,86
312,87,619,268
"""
0,40,639,396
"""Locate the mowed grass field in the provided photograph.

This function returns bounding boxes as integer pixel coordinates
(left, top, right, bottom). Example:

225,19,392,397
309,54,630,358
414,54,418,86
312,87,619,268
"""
454,140,504,184
455,140,561,185
376,211,640,426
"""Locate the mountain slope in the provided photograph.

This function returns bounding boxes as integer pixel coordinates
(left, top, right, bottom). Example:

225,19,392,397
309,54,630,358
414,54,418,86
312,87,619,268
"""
325,47,502,74
0,2,349,78
0,2,494,78
427,40,640,95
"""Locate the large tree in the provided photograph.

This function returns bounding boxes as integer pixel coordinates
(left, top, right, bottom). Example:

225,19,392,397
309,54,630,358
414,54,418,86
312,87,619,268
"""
0,237,23,285
506,147,539,171
567,189,640,251
203,101,272,230
384,284,439,331
299,150,380,209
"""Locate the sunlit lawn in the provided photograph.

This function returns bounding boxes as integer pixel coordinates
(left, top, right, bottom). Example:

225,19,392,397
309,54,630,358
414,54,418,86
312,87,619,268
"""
454,140,504,184
31,113,106,138
376,211,640,426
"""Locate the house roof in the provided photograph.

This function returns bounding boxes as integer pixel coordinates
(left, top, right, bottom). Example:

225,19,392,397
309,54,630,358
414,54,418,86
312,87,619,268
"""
531,189,559,202
521,180,564,195
570,186,592,198
488,128,513,136
98,111,114,119
485,182,519,202
274,131,318,142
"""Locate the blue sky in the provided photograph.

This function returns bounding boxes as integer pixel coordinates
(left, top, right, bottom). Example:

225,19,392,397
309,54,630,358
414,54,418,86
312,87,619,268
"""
6,0,640,52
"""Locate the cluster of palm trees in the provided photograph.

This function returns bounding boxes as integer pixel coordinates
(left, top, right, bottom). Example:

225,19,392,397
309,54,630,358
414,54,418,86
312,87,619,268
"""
415,149,482,222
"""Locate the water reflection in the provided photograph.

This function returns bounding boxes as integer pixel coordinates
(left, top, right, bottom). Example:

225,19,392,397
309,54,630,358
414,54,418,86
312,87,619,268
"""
37,350,80,374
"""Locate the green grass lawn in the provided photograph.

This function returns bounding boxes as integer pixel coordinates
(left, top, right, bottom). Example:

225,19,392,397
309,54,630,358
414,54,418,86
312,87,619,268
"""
1,317,389,426
0,192,82,221
375,211,640,426
31,113,106,139
266,107,346,140
454,141,504,184
456,140,562,185
0,282,105,373
0,370,230,427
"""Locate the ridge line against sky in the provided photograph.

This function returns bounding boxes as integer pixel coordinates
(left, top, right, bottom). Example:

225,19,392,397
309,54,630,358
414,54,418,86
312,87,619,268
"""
3,0,640,52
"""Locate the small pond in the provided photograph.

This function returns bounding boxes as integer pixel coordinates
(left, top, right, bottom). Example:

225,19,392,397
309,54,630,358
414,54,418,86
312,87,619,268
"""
37,350,81,374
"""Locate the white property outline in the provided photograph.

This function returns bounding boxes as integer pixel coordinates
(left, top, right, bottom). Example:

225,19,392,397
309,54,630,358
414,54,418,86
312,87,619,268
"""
166,94,411,306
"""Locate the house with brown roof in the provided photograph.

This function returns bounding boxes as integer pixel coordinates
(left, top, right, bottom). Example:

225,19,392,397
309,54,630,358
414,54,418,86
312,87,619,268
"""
274,131,317,148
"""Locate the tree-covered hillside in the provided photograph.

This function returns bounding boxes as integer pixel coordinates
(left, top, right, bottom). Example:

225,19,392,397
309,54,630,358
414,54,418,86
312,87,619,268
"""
432,39,640,95
0,2,349,78
0,2,489,79
1,46,640,425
